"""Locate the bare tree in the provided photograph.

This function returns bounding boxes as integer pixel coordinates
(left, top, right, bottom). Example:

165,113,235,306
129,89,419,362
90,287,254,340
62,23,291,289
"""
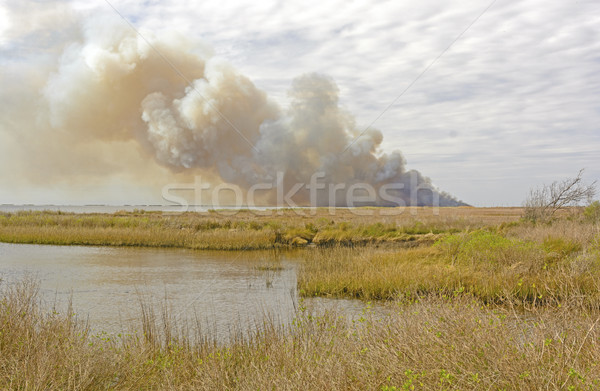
523,169,597,222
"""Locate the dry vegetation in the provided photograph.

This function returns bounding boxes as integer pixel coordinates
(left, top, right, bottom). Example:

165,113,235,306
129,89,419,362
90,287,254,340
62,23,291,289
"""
300,220,600,306
1,279,600,390
1,206,600,389
0,207,519,249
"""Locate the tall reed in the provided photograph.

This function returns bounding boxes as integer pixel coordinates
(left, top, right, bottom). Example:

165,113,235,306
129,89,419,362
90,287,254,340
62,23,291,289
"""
1,278,599,390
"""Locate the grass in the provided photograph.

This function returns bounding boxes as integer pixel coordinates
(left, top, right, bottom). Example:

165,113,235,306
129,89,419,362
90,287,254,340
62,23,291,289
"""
300,219,600,305
2,208,598,304
0,225,279,250
0,207,519,250
2,207,600,388
1,278,600,390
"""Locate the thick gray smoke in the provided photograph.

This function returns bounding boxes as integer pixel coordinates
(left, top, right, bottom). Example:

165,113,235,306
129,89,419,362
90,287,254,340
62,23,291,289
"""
20,19,466,207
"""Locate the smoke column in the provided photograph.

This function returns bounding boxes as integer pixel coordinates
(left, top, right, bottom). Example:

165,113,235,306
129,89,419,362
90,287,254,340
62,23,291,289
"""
12,18,466,207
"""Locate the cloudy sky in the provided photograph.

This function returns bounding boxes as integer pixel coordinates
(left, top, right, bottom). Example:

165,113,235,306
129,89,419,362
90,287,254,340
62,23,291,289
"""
0,0,599,206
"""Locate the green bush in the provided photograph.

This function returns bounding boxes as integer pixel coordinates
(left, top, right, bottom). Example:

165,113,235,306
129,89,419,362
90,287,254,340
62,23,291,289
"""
583,201,600,222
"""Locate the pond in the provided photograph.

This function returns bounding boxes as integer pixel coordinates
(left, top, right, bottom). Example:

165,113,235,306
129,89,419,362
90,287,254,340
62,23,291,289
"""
0,242,365,341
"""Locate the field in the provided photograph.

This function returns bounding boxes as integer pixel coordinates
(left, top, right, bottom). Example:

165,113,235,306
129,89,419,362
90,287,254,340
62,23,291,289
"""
1,206,600,390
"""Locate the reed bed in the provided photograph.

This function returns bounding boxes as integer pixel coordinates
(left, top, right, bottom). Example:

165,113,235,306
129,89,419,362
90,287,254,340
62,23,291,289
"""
0,225,278,250
300,222,600,305
2,207,600,389
0,207,520,249
1,279,599,390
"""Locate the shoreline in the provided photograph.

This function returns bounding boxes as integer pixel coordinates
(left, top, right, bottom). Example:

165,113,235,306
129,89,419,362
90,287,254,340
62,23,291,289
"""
0,207,522,250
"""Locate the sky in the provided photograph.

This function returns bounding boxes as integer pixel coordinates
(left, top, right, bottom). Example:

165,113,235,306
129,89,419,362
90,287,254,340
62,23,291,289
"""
0,0,599,207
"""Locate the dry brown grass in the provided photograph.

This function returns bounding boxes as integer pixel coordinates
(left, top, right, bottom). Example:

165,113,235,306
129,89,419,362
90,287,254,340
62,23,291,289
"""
2,208,599,305
0,207,521,249
3,207,600,388
0,225,278,250
1,279,600,390
300,219,600,305
504,218,600,249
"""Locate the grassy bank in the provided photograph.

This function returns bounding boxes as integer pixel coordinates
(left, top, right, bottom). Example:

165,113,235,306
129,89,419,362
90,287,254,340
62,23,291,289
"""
300,219,600,305
1,208,598,305
0,207,520,249
1,279,599,390
2,208,600,389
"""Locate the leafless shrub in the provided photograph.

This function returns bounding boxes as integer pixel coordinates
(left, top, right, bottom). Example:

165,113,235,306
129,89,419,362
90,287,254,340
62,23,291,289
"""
524,169,597,222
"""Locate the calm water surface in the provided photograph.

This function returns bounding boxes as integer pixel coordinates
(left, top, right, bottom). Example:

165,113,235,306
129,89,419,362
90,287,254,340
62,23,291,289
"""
0,243,365,340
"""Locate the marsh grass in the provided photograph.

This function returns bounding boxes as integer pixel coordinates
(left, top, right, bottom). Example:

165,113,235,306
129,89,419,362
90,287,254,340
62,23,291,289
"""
300,223,600,306
3,208,599,304
4,207,600,388
0,207,520,250
0,225,279,250
1,279,600,390
254,264,285,272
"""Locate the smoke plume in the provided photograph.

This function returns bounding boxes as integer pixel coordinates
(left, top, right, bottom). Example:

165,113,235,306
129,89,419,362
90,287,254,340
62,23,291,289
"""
4,17,466,207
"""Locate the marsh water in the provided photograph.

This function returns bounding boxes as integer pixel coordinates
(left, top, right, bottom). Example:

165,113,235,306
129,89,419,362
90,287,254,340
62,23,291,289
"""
0,242,365,340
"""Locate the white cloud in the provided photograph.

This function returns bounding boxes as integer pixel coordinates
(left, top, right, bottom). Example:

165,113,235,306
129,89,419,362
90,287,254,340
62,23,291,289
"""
1,0,599,206
0,5,9,46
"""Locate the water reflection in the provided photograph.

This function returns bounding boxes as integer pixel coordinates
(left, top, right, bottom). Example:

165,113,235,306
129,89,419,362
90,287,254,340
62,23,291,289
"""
0,243,306,340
